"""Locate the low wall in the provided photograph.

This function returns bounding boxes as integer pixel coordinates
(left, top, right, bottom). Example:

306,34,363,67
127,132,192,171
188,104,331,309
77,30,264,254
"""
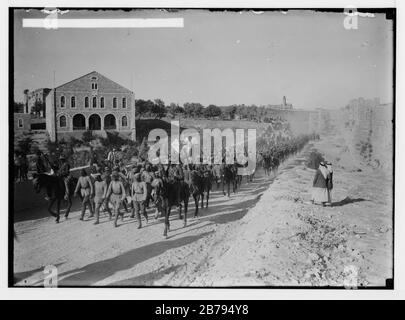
340,102,393,172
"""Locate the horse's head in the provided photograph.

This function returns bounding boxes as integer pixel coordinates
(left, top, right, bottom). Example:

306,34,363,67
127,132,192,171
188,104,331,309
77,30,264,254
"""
31,173,42,193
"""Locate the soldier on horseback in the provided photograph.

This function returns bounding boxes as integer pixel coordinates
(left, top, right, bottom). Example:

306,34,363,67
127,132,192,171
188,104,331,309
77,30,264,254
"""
58,155,71,200
142,163,154,208
167,163,184,205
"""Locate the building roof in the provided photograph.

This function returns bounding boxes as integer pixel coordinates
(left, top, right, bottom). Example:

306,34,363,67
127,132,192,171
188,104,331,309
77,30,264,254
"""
55,71,133,93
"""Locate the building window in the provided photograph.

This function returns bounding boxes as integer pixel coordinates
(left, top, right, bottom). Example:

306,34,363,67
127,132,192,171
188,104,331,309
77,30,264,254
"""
92,96,97,108
91,83,98,90
18,119,23,128
59,115,67,128
122,97,127,108
60,96,65,108
113,97,117,109
85,97,89,108
71,96,76,108
100,97,105,108
121,116,128,127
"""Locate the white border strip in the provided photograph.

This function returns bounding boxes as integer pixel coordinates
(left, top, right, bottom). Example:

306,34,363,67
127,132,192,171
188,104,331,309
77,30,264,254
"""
22,18,184,28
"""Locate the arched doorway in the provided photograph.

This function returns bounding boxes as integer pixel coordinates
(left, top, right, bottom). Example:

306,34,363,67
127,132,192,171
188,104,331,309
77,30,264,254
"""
72,114,86,130
89,114,101,130
104,114,116,130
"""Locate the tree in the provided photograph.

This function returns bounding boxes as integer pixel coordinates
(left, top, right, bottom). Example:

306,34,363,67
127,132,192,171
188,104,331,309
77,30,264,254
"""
204,104,222,119
138,136,149,161
32,100,45,116
17,134,36,155
167,103,184,118
152,99,167,119
135,99,149,119
14,101,25,113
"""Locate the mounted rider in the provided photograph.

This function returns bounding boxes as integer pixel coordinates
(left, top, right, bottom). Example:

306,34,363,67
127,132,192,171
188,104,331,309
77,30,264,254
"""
167,162,184,204
57,155,71,200
141,163,154,208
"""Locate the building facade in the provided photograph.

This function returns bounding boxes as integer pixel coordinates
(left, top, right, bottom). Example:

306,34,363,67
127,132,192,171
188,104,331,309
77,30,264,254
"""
45,71,136,142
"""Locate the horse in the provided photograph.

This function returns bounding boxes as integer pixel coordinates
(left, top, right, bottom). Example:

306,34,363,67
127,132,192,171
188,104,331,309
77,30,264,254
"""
263,155,272,177
32,173,77,223
200,168,212,209
190,166,212,213
188,169,203,217
222,164,236,197
162,179,190,238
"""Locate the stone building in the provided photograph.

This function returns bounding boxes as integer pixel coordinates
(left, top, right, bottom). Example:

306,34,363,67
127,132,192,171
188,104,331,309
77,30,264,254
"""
45,71,135,142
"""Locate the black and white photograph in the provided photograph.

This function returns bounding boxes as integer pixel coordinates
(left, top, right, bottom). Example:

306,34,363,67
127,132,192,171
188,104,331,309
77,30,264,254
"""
8,3,395,291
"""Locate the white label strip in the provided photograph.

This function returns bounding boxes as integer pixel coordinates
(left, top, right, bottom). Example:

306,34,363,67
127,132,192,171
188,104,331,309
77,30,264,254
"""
22,18,184,28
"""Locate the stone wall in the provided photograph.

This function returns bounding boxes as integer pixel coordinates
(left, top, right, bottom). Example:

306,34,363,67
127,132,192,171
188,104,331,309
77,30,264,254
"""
341,98,393,172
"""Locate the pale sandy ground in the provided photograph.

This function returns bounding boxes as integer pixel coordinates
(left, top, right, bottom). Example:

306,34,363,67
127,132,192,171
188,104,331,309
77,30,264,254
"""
14,134,393,287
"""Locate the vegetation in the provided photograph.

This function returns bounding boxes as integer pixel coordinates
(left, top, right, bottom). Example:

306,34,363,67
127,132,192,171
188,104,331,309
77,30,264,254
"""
17,134,36,155
135,98,293,123
14,101,25,113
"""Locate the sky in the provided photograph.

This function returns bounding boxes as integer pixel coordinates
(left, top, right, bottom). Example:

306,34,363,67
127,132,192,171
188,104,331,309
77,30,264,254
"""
13,9,394,109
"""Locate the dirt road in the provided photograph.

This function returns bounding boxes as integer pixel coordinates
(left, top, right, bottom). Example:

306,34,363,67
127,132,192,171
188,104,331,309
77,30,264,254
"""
13,134,393,287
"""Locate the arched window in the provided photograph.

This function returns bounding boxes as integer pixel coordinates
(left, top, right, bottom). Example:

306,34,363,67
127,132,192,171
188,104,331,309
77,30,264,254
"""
122,97,127,108
60,96,65,108
100,97,105,108
92,96,97,108
85,97,89,108
71,96,76,108
59,115,67,128
18,118,23,128
113,97,117,108
121,116,128,127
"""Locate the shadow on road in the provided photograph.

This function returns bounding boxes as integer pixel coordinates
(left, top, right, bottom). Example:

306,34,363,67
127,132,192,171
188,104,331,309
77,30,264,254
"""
332,197,368,207
108,264,185,286
56,231,213,286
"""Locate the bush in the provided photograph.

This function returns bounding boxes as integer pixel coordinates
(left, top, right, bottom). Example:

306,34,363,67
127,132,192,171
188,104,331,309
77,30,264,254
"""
17,134,36,155
82,130,93,144
99,131,134,149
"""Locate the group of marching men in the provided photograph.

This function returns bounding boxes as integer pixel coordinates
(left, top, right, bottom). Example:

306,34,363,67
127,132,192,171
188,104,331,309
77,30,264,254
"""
34,133,320,228
73,154,240,228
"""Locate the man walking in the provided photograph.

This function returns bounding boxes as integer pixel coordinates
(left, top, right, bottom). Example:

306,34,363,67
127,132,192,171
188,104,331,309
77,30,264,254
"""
131,173,148,229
